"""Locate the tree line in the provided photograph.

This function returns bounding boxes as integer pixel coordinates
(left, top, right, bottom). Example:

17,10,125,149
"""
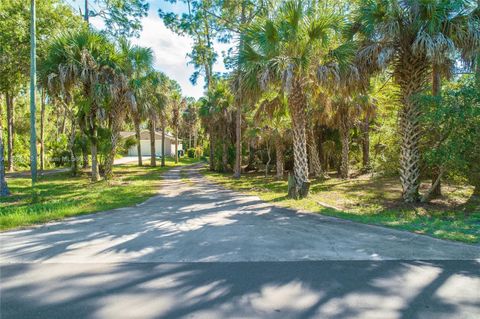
1,0,480,205
161,0,480,202
0,0,202,196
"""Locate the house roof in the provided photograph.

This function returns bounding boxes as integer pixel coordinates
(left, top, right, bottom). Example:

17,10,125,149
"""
120,130,181,142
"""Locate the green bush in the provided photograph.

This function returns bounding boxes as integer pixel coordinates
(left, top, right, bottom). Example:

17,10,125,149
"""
187,148,196,158
51,149,71,167
119,136,136,155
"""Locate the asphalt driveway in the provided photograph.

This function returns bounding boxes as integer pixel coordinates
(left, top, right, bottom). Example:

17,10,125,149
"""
1,164,479,318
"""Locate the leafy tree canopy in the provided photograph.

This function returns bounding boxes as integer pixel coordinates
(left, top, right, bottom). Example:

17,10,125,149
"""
89,0,149,38
0,0,81,94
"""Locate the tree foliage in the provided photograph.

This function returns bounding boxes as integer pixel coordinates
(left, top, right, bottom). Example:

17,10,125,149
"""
89,0,149,38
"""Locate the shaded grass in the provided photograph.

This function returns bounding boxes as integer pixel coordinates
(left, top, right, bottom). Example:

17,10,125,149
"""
0,157,199,230
203,169,480,244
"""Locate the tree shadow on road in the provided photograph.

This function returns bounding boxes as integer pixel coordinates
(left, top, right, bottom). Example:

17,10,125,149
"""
2,260,479,319
1,165,479,318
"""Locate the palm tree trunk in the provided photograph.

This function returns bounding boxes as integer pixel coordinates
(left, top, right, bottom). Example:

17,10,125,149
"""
0,110,10,196
161,120,166,167
340,125,349,178
339,119,349,179
222,139,228,172
476,0,480,87
275,138,284,179
474,2,480,195
209,132,215,171
362,113,370,171
90,136,99,181
79,115,89,168
246,140,256,171
233,102,242,178
40,88,46,172
174,128,178,164
307,127,323,178
317,129,325,169
68,115,78,176
89,108,99,182
234,3,246,178
134,117,142,166
397,56,427,202
6,92,14,172
194,129,197,148
149,118,156,167
104,131,119,180
265,141,272,177
288,82,310,199
430,65,442,197
104,104,127,180
82,146,89,168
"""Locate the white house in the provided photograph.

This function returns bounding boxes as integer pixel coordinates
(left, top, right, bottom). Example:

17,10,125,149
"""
120,130,183,157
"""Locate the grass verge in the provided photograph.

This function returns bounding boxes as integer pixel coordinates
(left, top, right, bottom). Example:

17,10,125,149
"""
0,157,199,230
202,169,480,244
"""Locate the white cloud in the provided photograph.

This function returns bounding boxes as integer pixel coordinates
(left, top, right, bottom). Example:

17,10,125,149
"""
132,13,205,98
132,9,233,99
66,1,232,99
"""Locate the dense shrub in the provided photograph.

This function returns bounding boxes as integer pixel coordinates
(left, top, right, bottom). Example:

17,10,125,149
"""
187,148,195,158
420,76,480,193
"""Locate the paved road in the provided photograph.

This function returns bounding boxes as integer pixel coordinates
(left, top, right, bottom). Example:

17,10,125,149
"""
1,164,479,318
113,156,151,165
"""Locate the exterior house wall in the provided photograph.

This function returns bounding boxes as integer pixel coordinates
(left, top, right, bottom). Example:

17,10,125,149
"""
125,131,181,157
164,139,172,156
170,142,183,157
128,140,172,157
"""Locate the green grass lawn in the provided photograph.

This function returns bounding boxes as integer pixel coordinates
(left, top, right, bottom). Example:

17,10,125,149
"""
0,157,200,230
203,169,480,244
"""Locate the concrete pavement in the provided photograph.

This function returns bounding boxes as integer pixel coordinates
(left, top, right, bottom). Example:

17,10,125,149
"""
113,156,151,165
1,164,479,318
2,261,479,319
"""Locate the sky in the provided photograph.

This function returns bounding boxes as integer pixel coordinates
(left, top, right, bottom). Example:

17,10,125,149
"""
66,0,231,99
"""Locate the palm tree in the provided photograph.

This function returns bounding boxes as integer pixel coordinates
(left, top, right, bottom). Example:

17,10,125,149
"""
358,95,377,172
329,96,363,179
238,0,347,198
217,89,234,172
306,94,329,179
231,70,262,177
254,90,290,179
182,98,199,149
150,72,169,167
41,28,116,181
170,93,182,164
199,90,217,170
103,69,136,180
118,39,154,167
355,0,480,202
199,79,234,171
135,71,168,167
159,97,169,167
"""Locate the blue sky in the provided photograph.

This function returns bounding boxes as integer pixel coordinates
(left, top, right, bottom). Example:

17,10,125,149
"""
65,1,231,99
